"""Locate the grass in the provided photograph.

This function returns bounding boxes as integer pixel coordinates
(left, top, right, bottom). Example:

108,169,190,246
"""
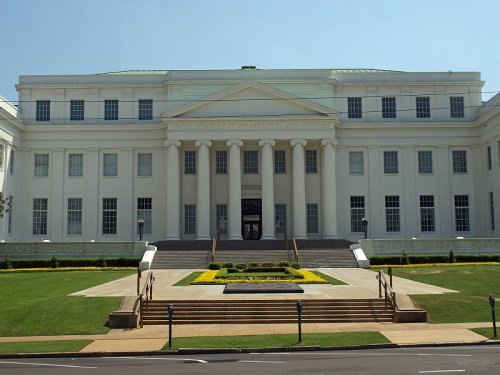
173,271,204,286
310,271,346,285
470,327,500,340
390,265,500,323
0,271,133,336
164,331,390,350
0,340,93,354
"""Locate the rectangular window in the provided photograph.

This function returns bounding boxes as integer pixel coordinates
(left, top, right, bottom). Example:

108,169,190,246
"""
184,151,196,174
305,150,317,173
34,154,49,177
184,204,196,235
306,203,319,234
137,198,152,234
216,151,227,174
489,192,495,231
452,150,467,173
9,149,14,175
216,204,228,234
416,97,430,118
454,195,470,231
138,99,153,120
385,196,400,232
275,204,287,234
418,150,433,174
243,150,258,174
350,196,365,232
70,100,84,121
36,100,50,121
420,195,435,232
68,153,83,177
347,97,362,119
103,153,118,177
383,151,398,174
382,97,396,118
7,195,13,234
349,151,364,175
104,99,118,120
102,198,117,235
487,146,492,171
67,198,82,235
137,153,152,177
33,198,48,235
274,150,286,174
450,96,464,118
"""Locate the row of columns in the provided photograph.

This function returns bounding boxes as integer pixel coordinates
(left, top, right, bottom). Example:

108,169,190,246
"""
164,138,338,240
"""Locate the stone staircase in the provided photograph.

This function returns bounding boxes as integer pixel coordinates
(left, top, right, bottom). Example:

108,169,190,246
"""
299,249,358,268
150,250,210,269
140,299,394,325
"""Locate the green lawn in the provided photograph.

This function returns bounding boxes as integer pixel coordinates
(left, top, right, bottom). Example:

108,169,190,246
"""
173,272,204,286
0,271,133,336
391,265,500,323
470,327,500,340
164,331,389,350
0,340,93,354
310,271,346,285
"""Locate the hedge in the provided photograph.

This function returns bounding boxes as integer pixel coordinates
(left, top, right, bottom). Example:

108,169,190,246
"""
369,254,500,265
0,257,140,269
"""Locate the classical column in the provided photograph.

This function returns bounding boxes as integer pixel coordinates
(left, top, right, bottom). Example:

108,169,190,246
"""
165,140,181,240
50,149,65,240
227,139,243,240
259,139,276,239
195,140,212,240
291,139,307,239
321,139,338,239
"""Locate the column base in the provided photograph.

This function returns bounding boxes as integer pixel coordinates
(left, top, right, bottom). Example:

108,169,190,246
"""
293,235,307,240
197,236,212,240
323,235,339,239
261,235,276,240
164,236,181,241
228,235,242,240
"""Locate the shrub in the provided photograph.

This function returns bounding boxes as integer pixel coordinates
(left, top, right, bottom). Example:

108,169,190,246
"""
235,262,247,270
222,262,234,269
448,248,456,263
261,261,276,268
208,262,221,270
50,256,60,269
248,262,260,268
290,262,301,269
277,261,290,267
400,251,410,265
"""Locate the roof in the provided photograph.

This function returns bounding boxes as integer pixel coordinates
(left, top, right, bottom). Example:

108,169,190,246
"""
98,68,402,75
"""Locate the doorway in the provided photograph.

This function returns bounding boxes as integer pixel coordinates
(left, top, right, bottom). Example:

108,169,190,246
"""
241,199,262,240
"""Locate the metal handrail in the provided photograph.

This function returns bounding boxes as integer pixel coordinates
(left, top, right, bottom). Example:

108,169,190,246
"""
138,271,155,328
377,270,397,312
211,236,217,262
292,237,300,263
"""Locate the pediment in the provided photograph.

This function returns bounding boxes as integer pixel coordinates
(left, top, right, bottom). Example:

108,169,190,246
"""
162,81,337,119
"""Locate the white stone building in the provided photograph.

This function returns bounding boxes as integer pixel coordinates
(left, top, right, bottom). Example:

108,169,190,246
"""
0,68,498,243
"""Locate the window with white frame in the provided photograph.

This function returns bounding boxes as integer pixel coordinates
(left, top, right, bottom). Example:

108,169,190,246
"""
416,97,430,118
36,100,50,121
347,97,362,118
306,203,319,234
34,154,49,177
243,150,258,174
350,196,365,232
137,153,152,177
102,198,117,235
68,153,83,177
216,204,227,234
184,151,196,174
489,192,495,231
420,195,435,232
104,100,118,120
382,97,396,118
70,100,84,121
383,151,398,174
184,204,196,235
67,198,82,235
305,150,317,173
349,151,364,175
274,150,286,174
487,146,492,171
103,153,118,177
454,195,470,232
137,198,152,234
9,149,15,175
418,150,433,174
138,99,153,120
216,151,227,174
33,198,48,235
452,150,467,173
385,196,400,232
450,96,464,118
275,204,287,234
7,195,13,234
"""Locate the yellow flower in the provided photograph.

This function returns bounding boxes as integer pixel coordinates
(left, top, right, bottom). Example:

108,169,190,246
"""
191,269,328,284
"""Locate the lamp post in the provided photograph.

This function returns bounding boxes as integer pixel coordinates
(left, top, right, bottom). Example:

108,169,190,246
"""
361,217,368,239
137,218,145,241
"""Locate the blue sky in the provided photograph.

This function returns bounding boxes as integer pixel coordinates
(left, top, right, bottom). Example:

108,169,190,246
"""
1,0,499,102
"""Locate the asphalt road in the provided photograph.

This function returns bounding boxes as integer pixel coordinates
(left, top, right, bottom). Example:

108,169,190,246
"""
0,346,499,374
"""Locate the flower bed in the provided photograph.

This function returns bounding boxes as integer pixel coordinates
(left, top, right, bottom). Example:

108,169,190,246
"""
191,269,328,284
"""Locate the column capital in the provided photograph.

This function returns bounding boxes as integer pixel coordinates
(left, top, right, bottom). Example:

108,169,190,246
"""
320,138,338,147
227,139,243,147
290,139,307,147
259,139,276,147
195,139,213,148
164,140,181,148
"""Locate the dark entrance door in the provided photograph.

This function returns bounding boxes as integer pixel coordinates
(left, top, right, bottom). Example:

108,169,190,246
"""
241,199,262,240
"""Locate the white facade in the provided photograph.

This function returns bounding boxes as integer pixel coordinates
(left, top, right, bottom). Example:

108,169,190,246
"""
0,68,499,243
